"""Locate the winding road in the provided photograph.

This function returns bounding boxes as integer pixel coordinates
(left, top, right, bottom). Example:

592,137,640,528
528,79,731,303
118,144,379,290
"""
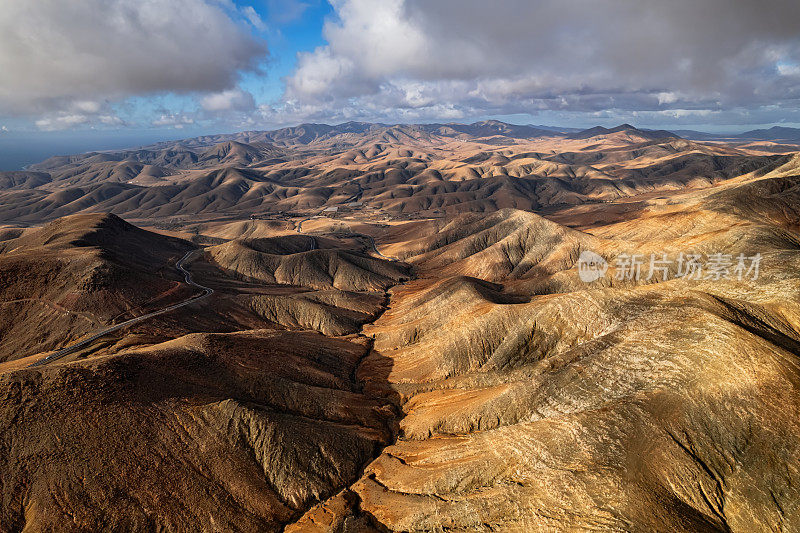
27,249,213,368
363,234,395,261
296,216,318,233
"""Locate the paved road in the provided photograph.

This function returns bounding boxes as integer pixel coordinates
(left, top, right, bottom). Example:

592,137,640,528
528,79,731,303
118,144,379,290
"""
296,216,319,233
364,234,395,261
27,249,213,368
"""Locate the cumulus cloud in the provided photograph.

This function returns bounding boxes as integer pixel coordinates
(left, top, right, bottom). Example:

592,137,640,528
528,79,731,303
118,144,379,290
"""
201,88,256,112
0,0,267,115
33,100,125,131
285,0,800,124
35,115,91,131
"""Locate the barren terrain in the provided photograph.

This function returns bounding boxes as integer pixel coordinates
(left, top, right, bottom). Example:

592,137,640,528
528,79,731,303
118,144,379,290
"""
1,121,799,531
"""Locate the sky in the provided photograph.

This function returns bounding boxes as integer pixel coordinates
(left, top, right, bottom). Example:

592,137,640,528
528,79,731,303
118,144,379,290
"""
1,0,800,168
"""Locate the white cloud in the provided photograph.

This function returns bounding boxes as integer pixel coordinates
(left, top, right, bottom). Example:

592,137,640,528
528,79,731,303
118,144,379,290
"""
284,0,800,124
0,0,267,115
71,101,103,114
33,101,125,131
241,6,266,31
200,88,256,112
152,114,195,129
34,112,127,131
35,114,90,131
655,109,716,119
287,0,425,99
657,92,680,105
98,115,125,126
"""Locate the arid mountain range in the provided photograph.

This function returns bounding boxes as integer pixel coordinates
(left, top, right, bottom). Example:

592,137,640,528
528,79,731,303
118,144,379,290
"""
1,121,800,531
0,121,795,228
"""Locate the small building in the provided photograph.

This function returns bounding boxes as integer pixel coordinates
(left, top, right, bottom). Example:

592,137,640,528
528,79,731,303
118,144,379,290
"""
323,206,339,213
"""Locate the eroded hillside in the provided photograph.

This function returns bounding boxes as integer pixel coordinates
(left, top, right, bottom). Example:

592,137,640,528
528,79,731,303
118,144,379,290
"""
0,122,796,224
1,123,799,531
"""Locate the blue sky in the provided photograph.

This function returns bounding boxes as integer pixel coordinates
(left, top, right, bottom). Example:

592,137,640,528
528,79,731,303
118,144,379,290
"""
1,0,800,169
248,1,332,102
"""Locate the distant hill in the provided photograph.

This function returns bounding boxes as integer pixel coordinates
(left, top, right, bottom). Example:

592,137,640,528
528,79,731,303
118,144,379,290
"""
1,120,790,224
569,123,678,141
669,129,734,141
137,120,562,151
672,126,800,143
417,120,559,139
737,126,800,142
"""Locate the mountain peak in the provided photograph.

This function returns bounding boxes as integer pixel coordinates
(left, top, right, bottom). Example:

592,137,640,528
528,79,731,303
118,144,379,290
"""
569,123,679,141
